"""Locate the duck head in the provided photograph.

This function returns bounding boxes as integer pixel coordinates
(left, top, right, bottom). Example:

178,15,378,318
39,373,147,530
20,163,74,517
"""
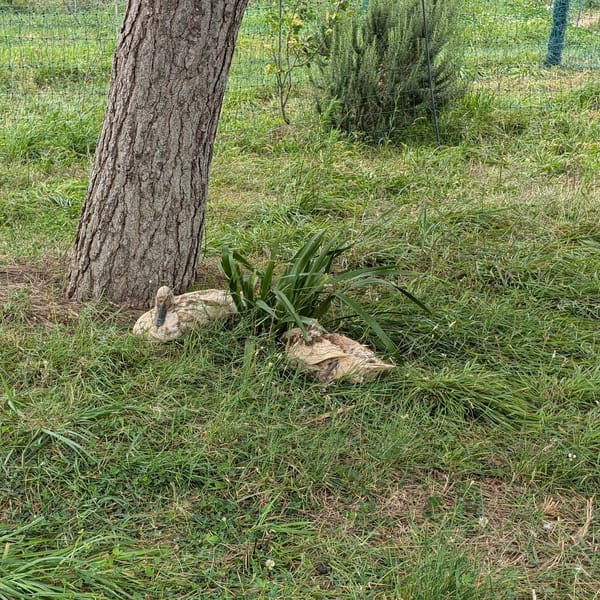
154,286,174,327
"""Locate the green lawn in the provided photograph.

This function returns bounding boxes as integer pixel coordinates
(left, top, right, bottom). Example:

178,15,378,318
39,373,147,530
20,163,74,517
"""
1,1,599,598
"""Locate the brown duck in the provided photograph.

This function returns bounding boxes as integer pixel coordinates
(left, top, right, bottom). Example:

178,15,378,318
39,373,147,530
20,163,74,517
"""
283,326,395,383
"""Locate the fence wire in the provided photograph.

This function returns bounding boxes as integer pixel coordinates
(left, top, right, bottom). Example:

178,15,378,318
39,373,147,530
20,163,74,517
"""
0,0,598,146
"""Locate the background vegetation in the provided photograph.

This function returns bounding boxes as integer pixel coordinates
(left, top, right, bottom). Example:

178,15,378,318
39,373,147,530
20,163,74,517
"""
312,0,464,139
1,0,599,597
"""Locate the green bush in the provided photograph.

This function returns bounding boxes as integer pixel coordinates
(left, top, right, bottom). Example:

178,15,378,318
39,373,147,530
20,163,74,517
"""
312,0,464,141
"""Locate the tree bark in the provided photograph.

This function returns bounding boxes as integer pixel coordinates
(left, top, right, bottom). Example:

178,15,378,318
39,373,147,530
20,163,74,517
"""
67,0,248,307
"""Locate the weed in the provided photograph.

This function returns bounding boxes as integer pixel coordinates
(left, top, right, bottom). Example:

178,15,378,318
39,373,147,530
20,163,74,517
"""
221,230,428,352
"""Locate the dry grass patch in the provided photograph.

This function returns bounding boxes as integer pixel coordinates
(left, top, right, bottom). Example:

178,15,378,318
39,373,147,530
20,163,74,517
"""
312,476,597,596
573,12,600,29
0,260,79,325
474,71,599,96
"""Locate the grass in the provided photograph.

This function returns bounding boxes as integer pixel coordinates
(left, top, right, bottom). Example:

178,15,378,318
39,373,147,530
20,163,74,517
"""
1,0,600,598
0,518,157,598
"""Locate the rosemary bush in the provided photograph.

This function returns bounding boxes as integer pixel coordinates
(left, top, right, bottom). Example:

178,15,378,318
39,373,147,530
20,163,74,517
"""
312,0,464,140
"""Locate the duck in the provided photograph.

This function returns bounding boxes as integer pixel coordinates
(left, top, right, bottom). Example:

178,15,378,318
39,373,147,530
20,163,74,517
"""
283,326,395,383
133,286,237,342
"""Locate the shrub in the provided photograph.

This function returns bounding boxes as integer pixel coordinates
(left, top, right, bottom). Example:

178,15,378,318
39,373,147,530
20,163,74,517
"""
312,0,464,141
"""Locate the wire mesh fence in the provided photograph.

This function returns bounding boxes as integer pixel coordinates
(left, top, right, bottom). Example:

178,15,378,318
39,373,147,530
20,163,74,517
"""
0,0,598,148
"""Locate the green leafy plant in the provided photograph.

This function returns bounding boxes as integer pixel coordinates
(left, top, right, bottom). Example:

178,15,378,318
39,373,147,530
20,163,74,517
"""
221,230,429,353
264,0,351,124
312,0,464,141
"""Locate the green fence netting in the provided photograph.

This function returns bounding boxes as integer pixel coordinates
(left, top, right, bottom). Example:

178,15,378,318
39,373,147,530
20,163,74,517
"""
0,0,598,147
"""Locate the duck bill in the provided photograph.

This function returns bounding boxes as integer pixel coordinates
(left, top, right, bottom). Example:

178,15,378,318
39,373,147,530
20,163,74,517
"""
154,303,168,327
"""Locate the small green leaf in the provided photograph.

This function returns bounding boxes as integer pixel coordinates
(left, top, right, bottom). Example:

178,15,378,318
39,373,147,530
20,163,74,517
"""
260,257,276,299
335,292,397,354
273,289,309,339
255,299,278,318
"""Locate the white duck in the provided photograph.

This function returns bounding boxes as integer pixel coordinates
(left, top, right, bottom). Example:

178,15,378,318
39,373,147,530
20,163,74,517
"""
133,286,237,342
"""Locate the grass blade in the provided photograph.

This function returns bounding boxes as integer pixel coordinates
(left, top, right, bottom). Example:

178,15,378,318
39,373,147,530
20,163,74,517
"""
335,292,398,354
273,289,309,338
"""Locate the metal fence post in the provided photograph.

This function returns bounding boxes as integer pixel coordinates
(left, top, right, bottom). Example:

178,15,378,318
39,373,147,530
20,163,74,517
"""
545,0,570,66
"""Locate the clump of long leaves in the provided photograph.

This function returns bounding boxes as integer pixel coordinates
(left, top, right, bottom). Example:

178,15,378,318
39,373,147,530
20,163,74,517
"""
221,231,428,353
0,518,157,599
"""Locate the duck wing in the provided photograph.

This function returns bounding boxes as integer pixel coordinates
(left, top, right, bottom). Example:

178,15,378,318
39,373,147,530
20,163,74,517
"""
284,327,395,383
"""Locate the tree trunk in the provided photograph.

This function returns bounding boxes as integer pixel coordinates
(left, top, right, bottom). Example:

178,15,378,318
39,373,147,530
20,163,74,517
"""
67,0,248,307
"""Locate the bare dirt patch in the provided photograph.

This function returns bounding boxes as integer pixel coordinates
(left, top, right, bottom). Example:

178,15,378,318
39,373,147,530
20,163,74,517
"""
573,12,600,29
0,257,230,328
313,475,597,595
0,257,232,326
195,256,228,289
0,260,80,325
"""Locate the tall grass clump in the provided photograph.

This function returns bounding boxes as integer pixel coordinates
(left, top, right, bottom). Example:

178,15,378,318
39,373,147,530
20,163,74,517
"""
312,0,464,141
0,102,102,163
0,518,156,599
